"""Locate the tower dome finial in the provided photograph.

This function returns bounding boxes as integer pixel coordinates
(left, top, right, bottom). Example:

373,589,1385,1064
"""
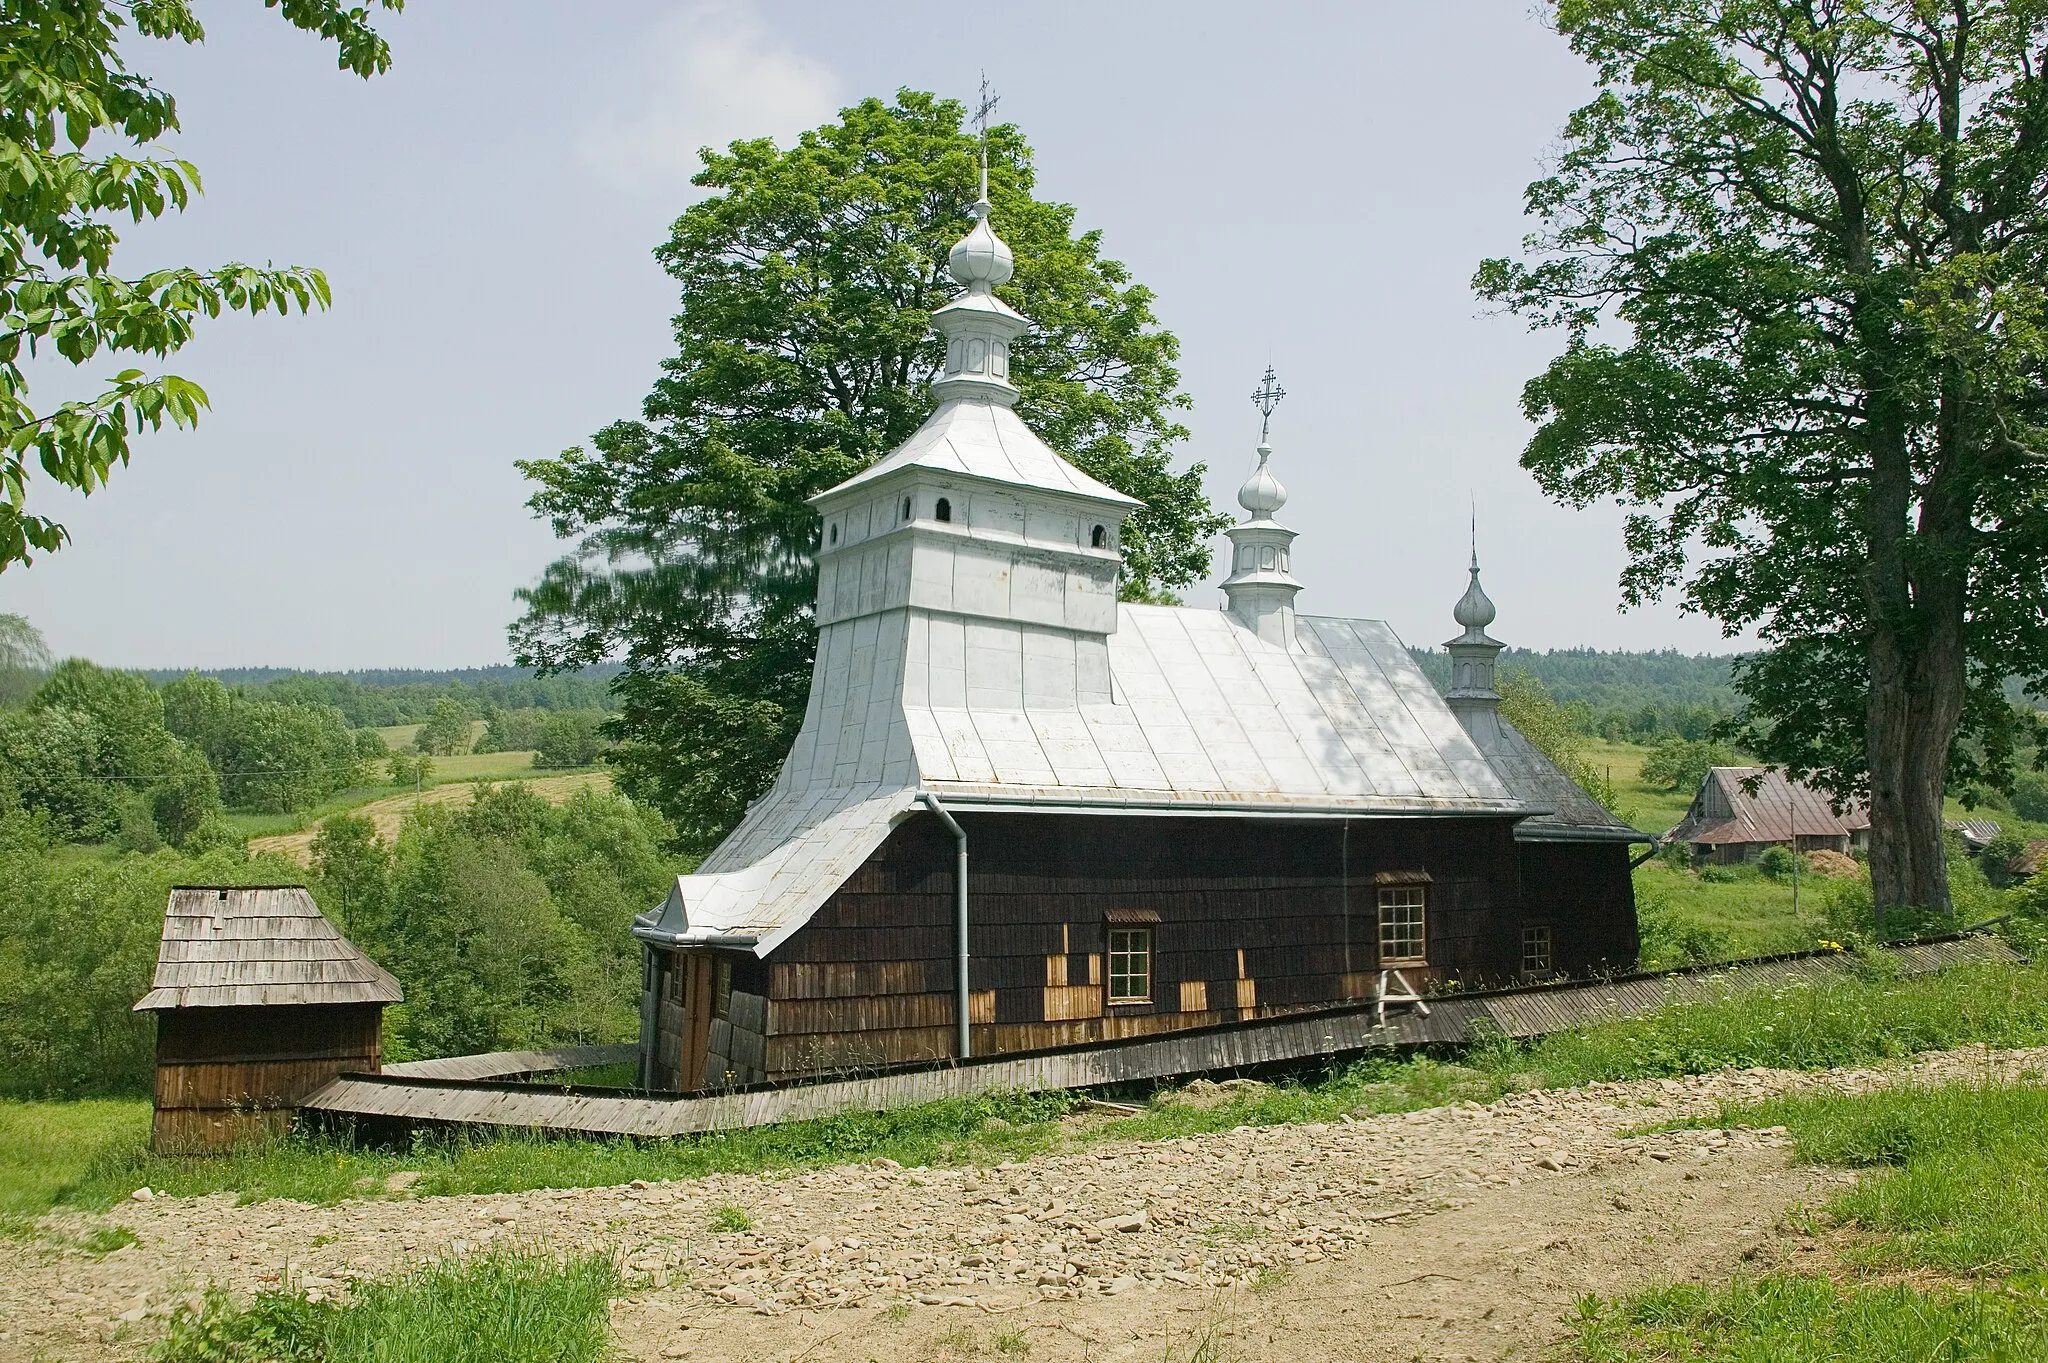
928,75,1028,406
1452,508,1497,633
1237,365,1289,517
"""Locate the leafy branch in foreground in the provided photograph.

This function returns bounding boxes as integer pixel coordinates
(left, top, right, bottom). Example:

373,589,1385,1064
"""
0,0,402,570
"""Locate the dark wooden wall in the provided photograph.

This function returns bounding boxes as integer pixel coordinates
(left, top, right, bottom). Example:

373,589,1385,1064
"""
152,1003,382,1154
641,811,1637,1086
1515,841,1640,974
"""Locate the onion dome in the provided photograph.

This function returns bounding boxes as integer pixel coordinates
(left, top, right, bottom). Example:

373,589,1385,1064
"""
1453,550,1497,631
1237,444,1287,519
948,199,1015,291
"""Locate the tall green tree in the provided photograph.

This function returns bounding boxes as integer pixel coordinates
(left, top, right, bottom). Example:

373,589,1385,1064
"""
0,0,401,570
512,90,1225,852
1476,0,2048,917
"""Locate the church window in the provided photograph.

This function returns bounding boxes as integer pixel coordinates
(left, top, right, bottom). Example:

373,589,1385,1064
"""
828,524,838,545
1522,926,1553,976
902,496,912,521
1377,886,1426,965
935,497,952,522
713,957,733,1019
1107,928,1152,1003
1091,524,1107,548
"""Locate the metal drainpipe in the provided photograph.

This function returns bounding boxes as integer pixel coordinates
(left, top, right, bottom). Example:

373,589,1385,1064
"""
922,792,971,1060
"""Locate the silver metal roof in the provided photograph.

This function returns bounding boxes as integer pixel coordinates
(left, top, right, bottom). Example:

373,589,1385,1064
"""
820,398,1140,507
1482,719,1648,844
135,886,403,1011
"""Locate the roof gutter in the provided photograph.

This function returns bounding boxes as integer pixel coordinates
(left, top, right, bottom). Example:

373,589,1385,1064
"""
915,790,1551,822
629,922,762,950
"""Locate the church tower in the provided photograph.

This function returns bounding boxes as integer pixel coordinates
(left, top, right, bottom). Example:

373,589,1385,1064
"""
1444,530,1507,750
797,166,1139,789
1220,367,1304,648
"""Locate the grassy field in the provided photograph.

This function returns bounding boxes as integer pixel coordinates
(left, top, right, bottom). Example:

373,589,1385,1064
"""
1584,737,1697,833
1632,860,1841,964
1571,1079,2048,1360
245,771,613,863
8,957,2044,1221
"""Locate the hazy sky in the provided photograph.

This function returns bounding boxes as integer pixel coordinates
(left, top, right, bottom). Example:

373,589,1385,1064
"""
0,1,1755,669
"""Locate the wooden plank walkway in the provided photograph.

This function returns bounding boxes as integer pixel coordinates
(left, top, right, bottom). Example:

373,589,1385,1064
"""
303,934,2024,1140
381,1043,637,1082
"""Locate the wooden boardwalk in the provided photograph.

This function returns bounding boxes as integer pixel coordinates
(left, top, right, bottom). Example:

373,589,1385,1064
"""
381,1043,637,1082
303,934,2023,1141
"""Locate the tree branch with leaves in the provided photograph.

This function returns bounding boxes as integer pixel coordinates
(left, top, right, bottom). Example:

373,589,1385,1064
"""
0,0,402,568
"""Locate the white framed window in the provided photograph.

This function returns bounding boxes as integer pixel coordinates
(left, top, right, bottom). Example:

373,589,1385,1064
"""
1522,925,1553,976
1377,886,1427,965
1107,927,1152,1003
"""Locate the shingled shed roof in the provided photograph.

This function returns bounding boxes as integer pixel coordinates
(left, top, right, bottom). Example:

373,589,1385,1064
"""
133,886,402,1011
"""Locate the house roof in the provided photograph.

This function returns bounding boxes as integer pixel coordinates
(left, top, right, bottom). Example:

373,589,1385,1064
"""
636,605,1544,958
1669,767,1869,847
133,886,403,1011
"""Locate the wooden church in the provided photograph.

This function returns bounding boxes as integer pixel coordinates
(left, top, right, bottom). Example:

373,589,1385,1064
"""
633,191,1648,1091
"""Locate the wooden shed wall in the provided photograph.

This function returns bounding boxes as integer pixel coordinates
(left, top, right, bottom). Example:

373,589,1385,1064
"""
672,809,1634,1083
151,1003,382,1154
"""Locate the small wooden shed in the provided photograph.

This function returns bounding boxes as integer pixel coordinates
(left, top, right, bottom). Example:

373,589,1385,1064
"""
133,886,402,1154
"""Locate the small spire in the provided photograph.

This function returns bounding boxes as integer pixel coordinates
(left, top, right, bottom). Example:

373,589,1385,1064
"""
1452,510,1497,633
1237,367,1289,519
974,72,999,209
928,77,1028,406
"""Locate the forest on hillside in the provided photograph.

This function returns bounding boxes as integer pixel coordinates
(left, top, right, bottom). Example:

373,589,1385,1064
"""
1406,647,1741,741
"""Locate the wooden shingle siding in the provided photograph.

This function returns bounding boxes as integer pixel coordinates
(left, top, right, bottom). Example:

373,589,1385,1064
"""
702,810,1640,1082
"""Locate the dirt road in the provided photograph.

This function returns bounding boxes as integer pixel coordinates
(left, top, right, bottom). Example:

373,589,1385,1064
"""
7,1043,2039,1363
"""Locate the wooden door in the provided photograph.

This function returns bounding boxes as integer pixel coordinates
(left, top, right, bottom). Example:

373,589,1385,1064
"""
680,951,715,1092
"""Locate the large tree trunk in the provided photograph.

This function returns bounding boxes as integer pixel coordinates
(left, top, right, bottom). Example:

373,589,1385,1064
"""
1862,393,1972,925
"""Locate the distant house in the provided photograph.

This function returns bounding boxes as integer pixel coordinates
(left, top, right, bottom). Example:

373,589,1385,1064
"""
1669,767,1870,865
1947,819,2002,852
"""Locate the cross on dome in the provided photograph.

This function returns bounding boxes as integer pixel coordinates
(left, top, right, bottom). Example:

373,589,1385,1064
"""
929,79,1028,406
1237,365,1289,519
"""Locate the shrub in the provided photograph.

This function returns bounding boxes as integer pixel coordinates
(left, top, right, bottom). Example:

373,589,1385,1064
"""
474,707,549,754
534,711,608,769
1758,844,1798,880
1639,736,1736,793
413,698,475,757
386,751,433,788
352,728,389,759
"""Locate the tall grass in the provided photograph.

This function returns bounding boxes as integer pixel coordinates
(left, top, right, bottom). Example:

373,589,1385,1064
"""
1573,1276,2048,1362
1722,1080,2048,1276
150,1247,619,1363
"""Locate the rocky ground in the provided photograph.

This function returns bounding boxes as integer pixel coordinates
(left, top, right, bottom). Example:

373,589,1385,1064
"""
6,1043,2043,1363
